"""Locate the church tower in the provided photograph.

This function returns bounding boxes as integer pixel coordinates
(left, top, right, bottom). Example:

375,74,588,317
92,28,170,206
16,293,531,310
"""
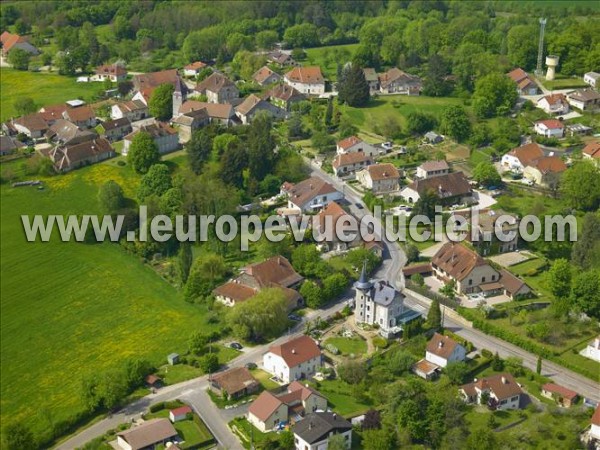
172,75,186,119
353,261,373,325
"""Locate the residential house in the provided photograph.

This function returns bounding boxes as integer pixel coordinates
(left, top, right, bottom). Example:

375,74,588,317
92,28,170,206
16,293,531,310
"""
566,123,593,137
581,336,600,363
235,94,286,124
424,131,443,144
292,412,352,450
536,94,569,115
332,152,372,178
356,163,401,194
195,72,239,104
413,333,467,380
567,89,600,111
263,335,322,384
183,61,207,77
116,418,178,450
336,135,378,157
583,71,600,88
416,160,449,179
313,201,361,253
378,67,421,95
45,138,115,172
38,104,69,125
93,63,127,83
281,176,343,213
591,406,600,441
463,209,520,255
210,367,260,399
431,242,500,295
501,143,544,172
123,122,179,155
213,255,304,309
0,31,39,57
534,119,565,138
46,119,97,146
284,66,325,95
12,113,48,139
132,69,184,105
252,66,282,86
247,382,327,432
363,68,379,93
169,405,192,423
583,141,600,162
400,171,472,205
172,108,209,142
523,156,567,186
62,106,96,129
179,100,237,126
498,269,532,300
541,383,578,408
267,51,297,67
354,264,412,338
0,135,23,155
111,100,149,122
411,359,440,381
460,373,524,410
99,118,132,142
506,68,538,95
263,84,305,111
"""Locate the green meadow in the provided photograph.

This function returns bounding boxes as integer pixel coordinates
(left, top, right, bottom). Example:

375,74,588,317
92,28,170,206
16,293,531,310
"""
0,68,102,121
304,43,359,80
0,161,215,440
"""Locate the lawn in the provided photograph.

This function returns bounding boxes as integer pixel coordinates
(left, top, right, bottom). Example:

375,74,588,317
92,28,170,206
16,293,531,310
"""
304,44,359,80
230,417,273,449
146,404,215,449
0,161,219,443
250,368,281,390
538,76,588,91
0,68,103,121
308,379,371,417
506,257,550,300
324,337,367,356
342,95,468,134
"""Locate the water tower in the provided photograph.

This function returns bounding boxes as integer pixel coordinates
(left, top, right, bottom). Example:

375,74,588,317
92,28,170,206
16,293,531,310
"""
545,55,559,80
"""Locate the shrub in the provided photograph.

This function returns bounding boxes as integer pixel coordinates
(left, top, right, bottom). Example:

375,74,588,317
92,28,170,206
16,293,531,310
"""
481,349,493,358
372,336,388,349
149,402,165,413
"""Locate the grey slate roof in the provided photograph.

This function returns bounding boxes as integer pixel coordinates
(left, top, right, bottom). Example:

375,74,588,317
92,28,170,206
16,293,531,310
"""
293,412,352,444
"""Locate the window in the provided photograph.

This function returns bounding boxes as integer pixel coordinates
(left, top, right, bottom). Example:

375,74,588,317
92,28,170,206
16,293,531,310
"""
491,275,495,281
468,279,472,286
482,277,486,283
511,396,519,401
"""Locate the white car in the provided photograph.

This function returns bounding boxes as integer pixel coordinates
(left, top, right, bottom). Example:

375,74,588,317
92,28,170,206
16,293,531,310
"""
521,178,534,186
381,141,393,150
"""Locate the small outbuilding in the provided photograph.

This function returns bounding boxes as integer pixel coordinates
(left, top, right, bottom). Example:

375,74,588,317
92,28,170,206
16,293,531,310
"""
424,131,443,144
167,353,180,365
169,405,193,423
145,374,163,389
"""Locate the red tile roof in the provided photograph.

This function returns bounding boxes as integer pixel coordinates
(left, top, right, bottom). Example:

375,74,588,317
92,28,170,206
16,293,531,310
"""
185,61,206,71
592,405,600,426
461,373,523,401
248,391,284,422
508,143,544,167
0,31,29,53
426,333,463,360
432,242,492,282
332,151,372,169
337,135,363,150
365,163,400,181
133,69,179,90
39,104,69,122
507,68,529,83
170,405,192,416
253,66,280,84
536,119,564,129
95,64,126,77
541,383,578,400
244,256,303,289
582,141,600,158
211,367,259,396
539,93,567,106
286,176,338,209
285,66,324,84
63,106,95,123
212,281,257,303
268,335,321,368
531,156,567,174
196,72,236,93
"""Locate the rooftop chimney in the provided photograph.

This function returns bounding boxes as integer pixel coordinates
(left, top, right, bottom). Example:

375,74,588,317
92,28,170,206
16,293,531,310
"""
292,349,296,354
438,342,443,348
501,376,507,384
333,413,337,420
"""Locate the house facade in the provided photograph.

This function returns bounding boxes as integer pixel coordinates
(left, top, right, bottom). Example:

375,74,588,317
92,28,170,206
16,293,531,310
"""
292,413,352,450
523,156,567,186
281,177,342,213
541,383,578,408
263,84,305,111
94,64,127,83
336,135,378,157
263,335,322,384
179,100,237,126
210,367,260,399
195,72,239,104
183,61,207,77
581,336,600,363
356,163,401,193
506,68,538,95
172,108,209,142
332,152,372,178
123,122,179,155
536,94,569,115
313,201,361,253
235,94,286,124
416,160,449,179
584,71,600,88
284,66,325,95
460,373,524,410
501,143,544,172
534,119,564,138
582,141,600,162
567,89,600,111
425,333,467,368
400,171,472,205
45,138,115,172
378,67,421,95
111,100,149,122
363,68,379,93
252,66,282,86
12,113,48,138
100,118,132,142
116,418,178,450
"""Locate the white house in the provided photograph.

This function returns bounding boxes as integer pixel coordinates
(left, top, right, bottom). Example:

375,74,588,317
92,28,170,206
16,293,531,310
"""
235,94,286,124
284,66,325,95
336,135,378,156
356,163,401,194
591,406,600,441
292,413,352,450
111,100,149,122
501,143,544,172
567,89,600,111
169,405,192,423
534,119,564,138
460,373,524,411
332,152,372,177
263,335,322,384
416,160,449,179
123,122,179,155
583,71,600,88
183,61,207,77
93,64,127,83
281,177,342,213
536,93,570,115
425,333,467,368
252,66,282,86
195,72,239,104
580,336,600,363
582,141,600,163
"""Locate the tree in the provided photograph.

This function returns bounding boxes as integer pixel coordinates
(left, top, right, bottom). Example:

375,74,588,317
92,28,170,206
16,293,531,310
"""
324,97,333,127
117,80,134,97
387,349,416,376
467,428,498,450
148,83,174,121
137,164,172,201
287,112,306,139
188,331,209,355
491,352,504,371
378,116,402,140
547,258,572,300
422,54,451,97
439,106,471,142
226,288,289,341
128,132,160,174
426,298,442,329
560,160,600,211
7,47,30,70
338,63,370,107
247,112,275,181
98,180,125,213
123,358,152,389
187,129,213,175
507,25,538,69
255,30,278,50
536,355,542,375
97,370,128,410
440,280,456,301
3,423,36,450
446,361,469,384
323,273,347,302
362,409,382,430
13,18,30,35
199,353,219,373
178,242,193,284
283,23,320,48
337,116,359,139
411,189,438,221
300,280,324,308
412,273,425,287
13,97,36,116
472,73,518,118
571,270,600,320
472,162,501,188
327,434,348,450
184,252,228,300
403,244,419,263
311,130,336,153
406,112,437,135
278,430,295,450
337,360,367,384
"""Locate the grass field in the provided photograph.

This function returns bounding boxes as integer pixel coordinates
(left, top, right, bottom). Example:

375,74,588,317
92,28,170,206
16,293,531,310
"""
324,337,367,356
342,95,468,134
304,44,359,80
0,68,102,121
0,161,217,441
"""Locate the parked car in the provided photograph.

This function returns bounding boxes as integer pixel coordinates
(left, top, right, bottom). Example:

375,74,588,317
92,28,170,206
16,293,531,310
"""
521,178,534,186
288,313,301,321
230,342,243,350
381,141,393,151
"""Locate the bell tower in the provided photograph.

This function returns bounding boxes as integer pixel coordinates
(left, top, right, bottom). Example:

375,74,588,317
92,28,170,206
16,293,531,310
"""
353,261,373,324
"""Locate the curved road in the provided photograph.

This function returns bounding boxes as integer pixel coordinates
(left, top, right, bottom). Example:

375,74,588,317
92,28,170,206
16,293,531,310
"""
56,163,598,449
